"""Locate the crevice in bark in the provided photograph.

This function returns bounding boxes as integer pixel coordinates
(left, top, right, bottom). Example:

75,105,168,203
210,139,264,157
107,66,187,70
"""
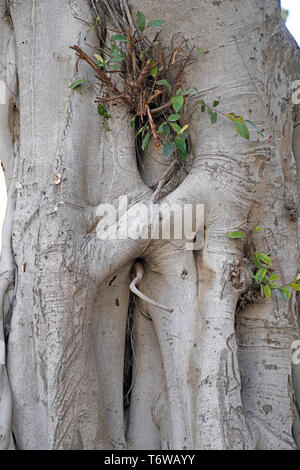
123,290,135,418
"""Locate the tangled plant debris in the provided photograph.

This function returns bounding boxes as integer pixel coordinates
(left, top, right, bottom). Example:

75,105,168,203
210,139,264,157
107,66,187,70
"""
69,10,264,163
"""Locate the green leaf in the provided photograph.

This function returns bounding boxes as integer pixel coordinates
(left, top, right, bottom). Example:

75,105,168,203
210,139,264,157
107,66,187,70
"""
130,116,136,128
136,124,149,137
269,274,280,282
163,140,176,158
264,285,271,298
157,79,172,92
142,132,150,151
257,252,272,267
175,137,187,160
158,122,170,137
253,251,261,268
296,273,300,281
256,268,267,282
199,99,206,112
168,114,181,122
245,120,264,137
113,34,129,42
69,78,88,89
252,226,263,232
261,284,265,297
170,122,182,133
110,54,125,62
97,103,111,119
109,64,121,71
228,231,246,239
176,88,183,96
197,47,205,54
111,51,125,61
213,100,220,107
178,124,189,135
137,11,146,31
226,112,237,122
94,59,104,67
175,136,186,151
171,95,184,113
278,288,288,301
149,66,158,78
289,283,300,291
235,121,249,140
112,54,125,62
210,112,217,124
281,287,292,300
94,54,105,63
146,19,166,29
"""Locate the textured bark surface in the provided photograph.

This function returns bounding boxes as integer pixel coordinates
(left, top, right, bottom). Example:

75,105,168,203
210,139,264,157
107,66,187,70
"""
0,0,299,450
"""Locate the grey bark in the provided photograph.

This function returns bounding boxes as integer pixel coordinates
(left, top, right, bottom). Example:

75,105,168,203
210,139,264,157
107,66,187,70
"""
0,0,299,449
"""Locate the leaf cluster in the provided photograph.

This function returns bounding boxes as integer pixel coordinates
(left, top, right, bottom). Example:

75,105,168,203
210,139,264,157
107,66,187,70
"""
228,228,300,300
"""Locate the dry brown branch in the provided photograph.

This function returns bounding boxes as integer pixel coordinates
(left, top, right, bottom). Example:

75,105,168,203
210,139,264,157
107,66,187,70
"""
151,102,172,116
135,59,152,89
146,90,162,106
95,95,128,102
70,45,122,97
146,105,160,150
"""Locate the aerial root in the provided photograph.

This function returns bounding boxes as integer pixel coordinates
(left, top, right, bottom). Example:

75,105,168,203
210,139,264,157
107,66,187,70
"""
130,262,174,313
152,159,177,203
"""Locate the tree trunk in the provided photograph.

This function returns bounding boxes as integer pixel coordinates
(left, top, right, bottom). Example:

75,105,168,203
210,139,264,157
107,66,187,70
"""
0,0,299,450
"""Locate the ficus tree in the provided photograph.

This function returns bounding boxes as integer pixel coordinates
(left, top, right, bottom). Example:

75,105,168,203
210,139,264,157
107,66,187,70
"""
0,0,300,450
